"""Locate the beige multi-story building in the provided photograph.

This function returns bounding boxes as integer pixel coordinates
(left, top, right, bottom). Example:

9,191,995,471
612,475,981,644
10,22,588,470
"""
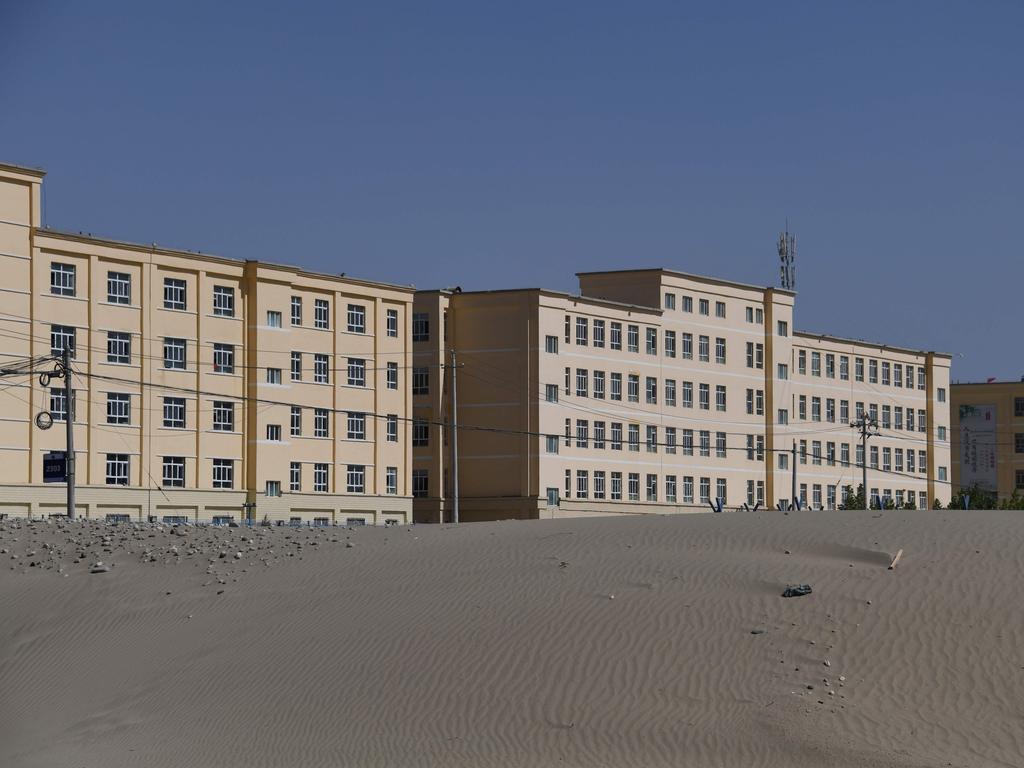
0,162,413,525
951,381,1024,501
413,269,951,522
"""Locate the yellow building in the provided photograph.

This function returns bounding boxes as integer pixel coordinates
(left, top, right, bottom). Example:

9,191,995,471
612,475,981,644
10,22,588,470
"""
951,381,1024,501
0,162,413,525
413,270,951,522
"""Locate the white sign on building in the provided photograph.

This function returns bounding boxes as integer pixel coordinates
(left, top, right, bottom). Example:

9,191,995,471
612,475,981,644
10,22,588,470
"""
958,404,997,491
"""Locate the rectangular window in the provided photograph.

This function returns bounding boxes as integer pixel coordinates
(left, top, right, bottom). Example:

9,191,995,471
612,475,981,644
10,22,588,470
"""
576,471,589,499
628,374,639,403
290,462,302,492
213,343,235,374
314,408,329,438
699,477,710,504
291,296,302,325
627,325,639,353
213,285,235,317
715,337,726,364
212,459,234,489
855,357,865,382
346,304,366,333
347,358,367,387
699,298,709,316
811,352,821,377
1015,433,1024,454
107,271,131,304
646,376,657,405
716,478,727,504
628,473,640,501
51,325,76,358
840,356,849,380
545,435,559,454
314,463,330,493
812,441,822,466
386,467,398,495
162,457,185,488
881,361,891,386
840,400,849,424
286,351,301,382
266,424,282,442
665,427,676,454
665,330,676,358
646,328,657,355
106,393,130,425
777,320,788,337
610,322,622,350
610,373,622,401
893,364,903,387
593,319,605,348
593,371,605,400
263,310,281,328
665,379,676,407
611,472,623,501
682,381,693,409
715,385,726,412
50,262,76,296
611,423,623,451
699,430,710,458
715,301,726,319
682,296,693,313
646,425,657,453
594,471,606,499
716,431,726,458
545,383,559,403
163,277,186,310
386,414,398,442
386,308,399,338
347,412,367,440
266,368,282,385
575,317,588,346
106,331,131,364
628,424,640,452
412,418,429,447
646,474,658,502
811,397,821,422
386,362,398,389
576,368,589,398
163,397,185,429
545,335,558,353
777,363,788,380
906,365,915,389
937,387,946,403
593,421,606,449
163,338,186,370
698,335,710,363
797,350,806,375
699,383,710,410
290,406,302,437
683,476,694,503
314,298,330,329
869,359,878,384
825,354,835,379
1016,398,1024,418
106,453,129,485
664,292,676,310
682,333,693,360
346,465,365,493
682,429,694,456
213,401,234,431
778,408,788,425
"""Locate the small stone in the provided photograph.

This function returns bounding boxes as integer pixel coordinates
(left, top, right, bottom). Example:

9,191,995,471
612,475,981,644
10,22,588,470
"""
784,549,791,555
838,675,846,682
824,660,831,667
345,542,355,548
608,594,615,600
90,562,110,574
233,552,242,560
750,629,766,635
806,685,814,690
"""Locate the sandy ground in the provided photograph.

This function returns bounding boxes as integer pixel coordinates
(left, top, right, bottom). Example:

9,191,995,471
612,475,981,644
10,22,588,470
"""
1,510,1022,768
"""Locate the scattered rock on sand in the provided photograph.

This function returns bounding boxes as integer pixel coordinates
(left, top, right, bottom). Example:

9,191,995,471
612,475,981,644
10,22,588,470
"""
89,562,110,574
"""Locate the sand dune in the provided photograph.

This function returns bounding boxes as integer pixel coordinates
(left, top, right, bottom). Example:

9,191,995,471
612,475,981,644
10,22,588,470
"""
1,510,1022,767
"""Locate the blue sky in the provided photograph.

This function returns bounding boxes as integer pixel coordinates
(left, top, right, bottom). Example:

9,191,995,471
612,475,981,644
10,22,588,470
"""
1,1,1021,381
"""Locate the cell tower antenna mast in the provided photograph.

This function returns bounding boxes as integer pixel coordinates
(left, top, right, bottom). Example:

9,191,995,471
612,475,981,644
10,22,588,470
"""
778,224,796,291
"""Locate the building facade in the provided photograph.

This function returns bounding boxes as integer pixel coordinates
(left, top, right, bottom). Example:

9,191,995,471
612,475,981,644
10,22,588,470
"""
0,162,413,525
951,381,1024,501
413,269,951,522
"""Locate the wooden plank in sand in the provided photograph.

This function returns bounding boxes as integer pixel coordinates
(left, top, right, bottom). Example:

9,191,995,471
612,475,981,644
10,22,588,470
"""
888,549,903,570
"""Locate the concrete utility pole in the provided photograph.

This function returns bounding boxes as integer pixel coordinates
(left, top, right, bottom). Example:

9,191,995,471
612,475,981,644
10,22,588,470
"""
791,440,797,510
449,347,459,525
62,345,75,519
852,414,879,510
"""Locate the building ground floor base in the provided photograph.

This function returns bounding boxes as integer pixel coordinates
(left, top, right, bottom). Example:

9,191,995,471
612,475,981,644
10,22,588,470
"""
413,495,724,523
0,485,412,527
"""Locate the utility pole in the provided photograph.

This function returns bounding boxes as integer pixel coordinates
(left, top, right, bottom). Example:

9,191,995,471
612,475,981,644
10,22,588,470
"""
449,348,459,525
852,413,879,510
62,345,75,519
791,440,797,510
